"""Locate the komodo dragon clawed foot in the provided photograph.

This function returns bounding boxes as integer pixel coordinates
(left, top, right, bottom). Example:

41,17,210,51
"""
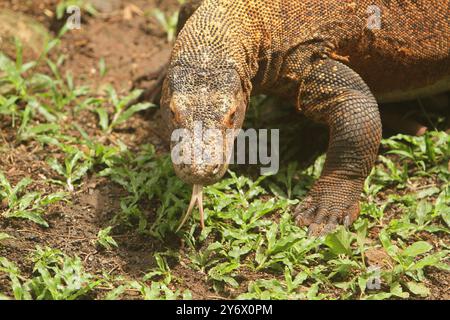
294,178,362,237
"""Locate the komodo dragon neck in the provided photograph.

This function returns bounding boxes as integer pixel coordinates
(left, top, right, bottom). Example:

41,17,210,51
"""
168,0,265,105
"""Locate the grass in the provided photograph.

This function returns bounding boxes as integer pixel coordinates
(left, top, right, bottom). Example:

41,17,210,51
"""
0,19,449,300
0,171,67,227
150,0,186,42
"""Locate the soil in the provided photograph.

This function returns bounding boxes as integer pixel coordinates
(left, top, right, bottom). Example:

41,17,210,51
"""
0,0,448,300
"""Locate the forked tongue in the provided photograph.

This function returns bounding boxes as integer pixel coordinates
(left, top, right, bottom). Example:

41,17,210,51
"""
176,184,204,232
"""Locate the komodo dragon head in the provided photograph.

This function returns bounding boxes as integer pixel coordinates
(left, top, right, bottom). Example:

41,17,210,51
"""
161,62,248,230
162,64,247,185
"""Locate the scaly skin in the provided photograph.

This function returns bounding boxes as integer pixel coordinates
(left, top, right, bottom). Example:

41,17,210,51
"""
161,0,450,236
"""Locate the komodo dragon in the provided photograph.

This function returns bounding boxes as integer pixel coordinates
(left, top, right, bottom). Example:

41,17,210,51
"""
159,0,450,235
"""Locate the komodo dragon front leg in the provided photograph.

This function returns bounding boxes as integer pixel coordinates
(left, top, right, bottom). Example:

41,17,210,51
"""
294,59,382,236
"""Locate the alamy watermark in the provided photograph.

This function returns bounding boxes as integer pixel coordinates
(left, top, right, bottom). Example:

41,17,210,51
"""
367,5,382,30
66,5,81,30
171,121,279,175
366,266,382,290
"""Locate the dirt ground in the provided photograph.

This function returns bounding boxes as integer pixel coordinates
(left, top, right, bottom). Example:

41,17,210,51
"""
0,0,448,300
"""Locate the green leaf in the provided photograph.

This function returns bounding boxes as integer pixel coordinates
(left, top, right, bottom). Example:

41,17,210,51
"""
424,133,436,164
415,200,433,225
20,61,37,73
7,210,49,227
11,176,32,196
416,187,440,199
99,57,107,77
0,257,31,300
267,234,301,255
324,227,354,256
401,241,433,258
104,285,127,300
47,158,65,176
386,149,415,160
379,230,399,257
41,192,68,206
114,102,155,127
208,262,240,288
266,223,278,250
182,290,193,300
95,107,109,132
405,281,430,297
0,232,13,242
96,227,118,250
411,251,449,271
390,282,410,299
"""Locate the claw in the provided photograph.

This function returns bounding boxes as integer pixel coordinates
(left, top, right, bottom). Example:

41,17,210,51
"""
294,196,316,226
343,215,352,227
295,191,361,237
296,214,312,226
313,207,328,224
320,223,338,236
296,208,314,225
308,223,323,237
176,184,204,232
293,174,363,236
344,202,360,227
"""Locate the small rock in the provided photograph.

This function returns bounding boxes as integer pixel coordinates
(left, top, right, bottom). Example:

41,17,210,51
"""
365,248,393,270
0,9,50,58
